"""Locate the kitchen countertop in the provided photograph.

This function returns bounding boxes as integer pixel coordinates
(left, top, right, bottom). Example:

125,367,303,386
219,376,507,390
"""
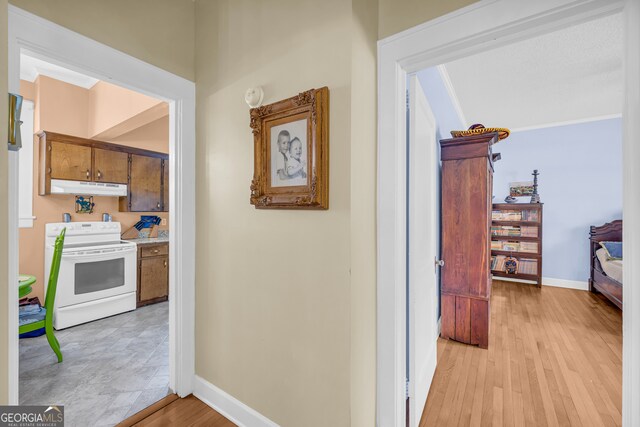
125,236,170,246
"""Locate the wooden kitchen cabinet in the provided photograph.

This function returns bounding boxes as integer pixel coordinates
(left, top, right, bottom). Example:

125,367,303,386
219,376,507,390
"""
38,131,169,212
162,159,169,211
128,154,163,212
93,147,128,184
50,141,92,181
137,242,169,307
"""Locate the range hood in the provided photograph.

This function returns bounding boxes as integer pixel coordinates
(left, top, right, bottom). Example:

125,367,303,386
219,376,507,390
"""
50,179,127,196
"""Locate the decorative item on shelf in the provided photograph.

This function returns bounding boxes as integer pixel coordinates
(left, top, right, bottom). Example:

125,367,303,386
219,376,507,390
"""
509,181,534,198
504,257,518,274
8,93,23,151
530,169,541,203
504,195,517,204
121,215,162,239
450,123,510,141
249,87,329,209
75,196,94,214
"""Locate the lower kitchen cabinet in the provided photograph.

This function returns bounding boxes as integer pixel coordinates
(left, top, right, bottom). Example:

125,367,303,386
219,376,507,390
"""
137,242,169,307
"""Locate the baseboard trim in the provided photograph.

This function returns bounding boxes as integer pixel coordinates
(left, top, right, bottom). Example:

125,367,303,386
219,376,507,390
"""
494,275,589,291
193,375,280,427
542,277,589,291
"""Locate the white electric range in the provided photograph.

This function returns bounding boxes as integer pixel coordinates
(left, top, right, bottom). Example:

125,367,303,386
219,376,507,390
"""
45,222,137,329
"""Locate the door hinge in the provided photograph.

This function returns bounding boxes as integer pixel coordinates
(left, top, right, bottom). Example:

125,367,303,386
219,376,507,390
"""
406,378,410,399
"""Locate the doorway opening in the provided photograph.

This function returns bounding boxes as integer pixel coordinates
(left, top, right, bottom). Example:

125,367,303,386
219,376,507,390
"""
406,11,623,426
17,53,173,424
7,5,196,424
376,0,634,426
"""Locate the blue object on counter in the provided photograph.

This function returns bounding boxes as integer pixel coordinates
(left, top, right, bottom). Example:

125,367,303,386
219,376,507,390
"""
134,215,162,230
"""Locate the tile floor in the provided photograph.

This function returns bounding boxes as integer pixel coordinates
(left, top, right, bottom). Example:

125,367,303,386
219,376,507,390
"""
19,302,170,427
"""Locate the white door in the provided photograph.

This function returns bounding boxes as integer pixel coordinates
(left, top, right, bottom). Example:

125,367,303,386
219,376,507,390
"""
408,74,439,426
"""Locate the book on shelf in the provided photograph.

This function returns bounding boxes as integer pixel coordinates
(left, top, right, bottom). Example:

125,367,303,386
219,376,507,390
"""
491,255,507,272
491,209,540,222
502,242,520,251
491,225,521,237
521,210,539,222
491,241,502,250
519,242,538,253
492,210,522,221
491,225,538,238
517,258,538,275
491,255,538,275
520,226,538,237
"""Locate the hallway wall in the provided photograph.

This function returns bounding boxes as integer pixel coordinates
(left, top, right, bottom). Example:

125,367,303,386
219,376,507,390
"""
9,0,195,81
194,1,353,425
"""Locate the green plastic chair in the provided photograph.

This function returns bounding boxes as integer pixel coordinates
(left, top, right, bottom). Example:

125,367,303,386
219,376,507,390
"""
19,228,66,363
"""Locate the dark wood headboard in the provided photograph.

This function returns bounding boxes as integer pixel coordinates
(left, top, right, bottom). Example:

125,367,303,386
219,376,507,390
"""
590,220,623,244
589,220,623,308
590,220,622,275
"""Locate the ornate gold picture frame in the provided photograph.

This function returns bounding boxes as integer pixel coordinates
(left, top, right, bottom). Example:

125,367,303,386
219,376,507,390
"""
250,87,329,209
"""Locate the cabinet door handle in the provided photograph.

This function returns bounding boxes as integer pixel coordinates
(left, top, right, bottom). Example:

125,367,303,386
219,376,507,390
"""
152,249,159,254
157,202,161,209
86,169,90,179
97,170,102,180
164,260,167,268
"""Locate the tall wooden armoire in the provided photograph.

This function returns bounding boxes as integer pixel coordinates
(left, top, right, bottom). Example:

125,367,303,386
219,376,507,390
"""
439,133,499,349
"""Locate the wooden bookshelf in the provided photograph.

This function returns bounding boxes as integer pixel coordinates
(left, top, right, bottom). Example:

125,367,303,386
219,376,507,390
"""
491,203,543,287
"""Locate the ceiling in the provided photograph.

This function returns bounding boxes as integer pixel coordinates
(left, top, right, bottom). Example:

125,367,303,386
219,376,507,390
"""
20,54,99,89
442,12,623,131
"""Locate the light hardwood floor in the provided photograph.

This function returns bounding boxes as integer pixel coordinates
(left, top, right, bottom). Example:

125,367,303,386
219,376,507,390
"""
420,280,622,427
119,394,236,426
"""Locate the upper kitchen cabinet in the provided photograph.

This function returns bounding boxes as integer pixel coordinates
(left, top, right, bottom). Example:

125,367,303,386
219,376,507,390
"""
162,159,169,211
50,141,92,181
38,131,169,212
94,148,128,184
124,154,164,212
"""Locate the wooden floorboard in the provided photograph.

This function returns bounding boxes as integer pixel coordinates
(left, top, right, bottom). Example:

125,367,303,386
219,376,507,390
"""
420,280,622,427
118,394,236,427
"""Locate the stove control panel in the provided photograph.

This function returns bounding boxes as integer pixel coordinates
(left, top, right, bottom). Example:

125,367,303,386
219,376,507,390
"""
46,222,121,236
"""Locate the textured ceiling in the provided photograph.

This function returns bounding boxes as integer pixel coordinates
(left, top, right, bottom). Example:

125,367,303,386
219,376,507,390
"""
443,13,623,131
21,54,99,89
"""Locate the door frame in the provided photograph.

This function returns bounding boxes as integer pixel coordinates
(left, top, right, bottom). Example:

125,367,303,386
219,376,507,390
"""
7,6,196,403
377,0,632,425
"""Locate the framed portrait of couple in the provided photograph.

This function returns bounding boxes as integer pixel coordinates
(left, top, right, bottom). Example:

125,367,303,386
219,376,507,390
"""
249,87,329,209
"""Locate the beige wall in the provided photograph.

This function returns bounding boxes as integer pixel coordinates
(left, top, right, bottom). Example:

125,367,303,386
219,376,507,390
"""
351,0,378,425
378,0,479,39
1,0,9,406
195,0,355,425
18,76,169,303
89,81,167,139
9,0,196,81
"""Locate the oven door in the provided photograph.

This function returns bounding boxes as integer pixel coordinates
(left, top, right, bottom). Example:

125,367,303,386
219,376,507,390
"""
54,245,137,308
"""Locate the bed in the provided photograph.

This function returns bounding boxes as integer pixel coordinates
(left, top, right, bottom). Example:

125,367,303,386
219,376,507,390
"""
589,220,623,309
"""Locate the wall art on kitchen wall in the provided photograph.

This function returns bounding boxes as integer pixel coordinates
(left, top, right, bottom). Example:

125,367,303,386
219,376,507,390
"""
249,87,329,209
75,196,95,214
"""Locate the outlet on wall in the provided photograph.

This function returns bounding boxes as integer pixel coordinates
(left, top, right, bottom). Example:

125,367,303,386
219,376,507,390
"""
161,218,167,226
